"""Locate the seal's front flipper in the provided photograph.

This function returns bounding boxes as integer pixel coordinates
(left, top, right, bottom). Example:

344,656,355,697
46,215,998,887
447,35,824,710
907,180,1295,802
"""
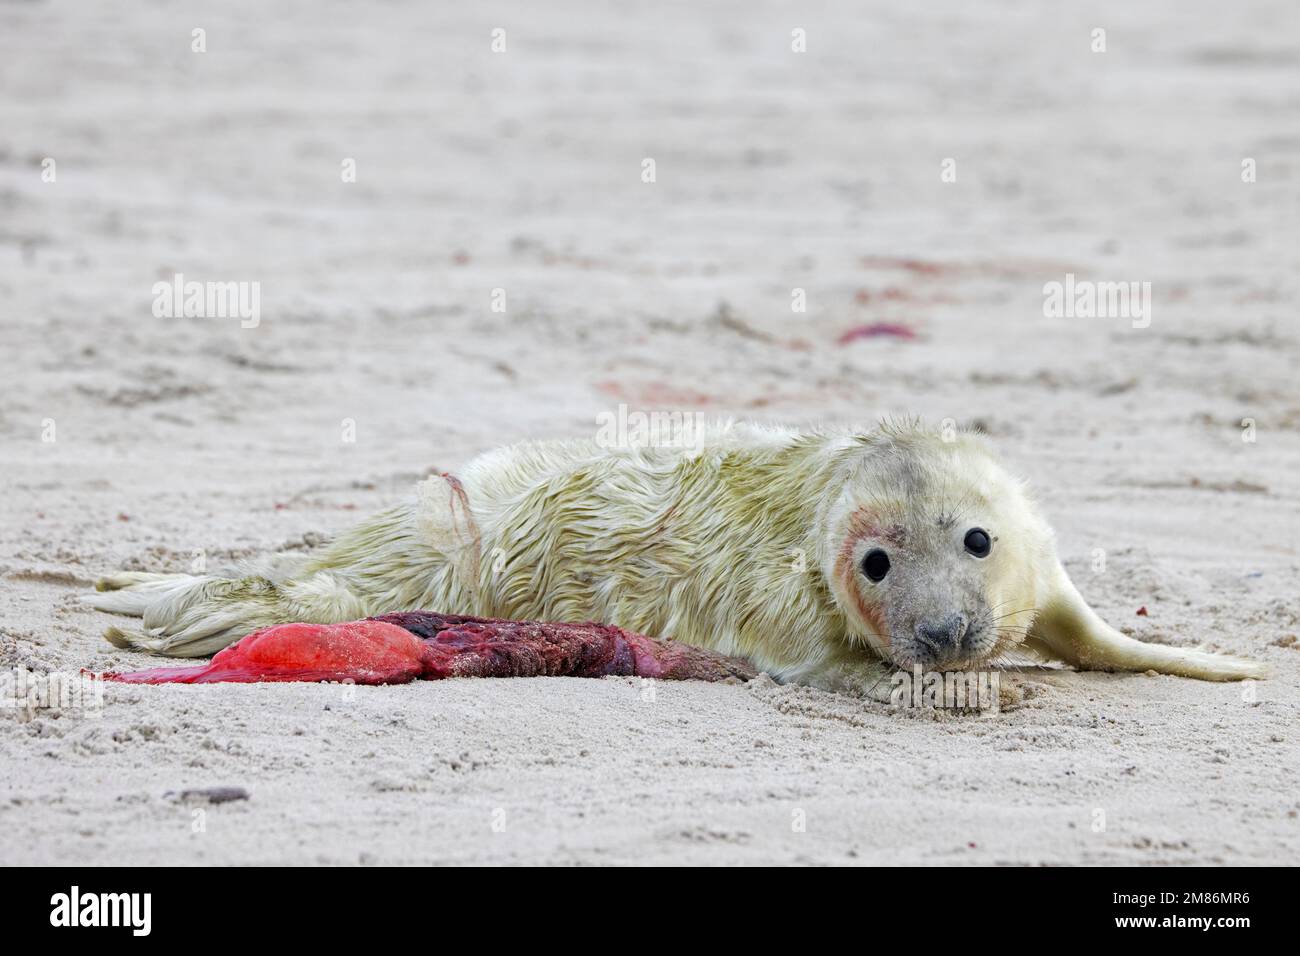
99,613,758,685
1024,564,1265,682
803,658,900,703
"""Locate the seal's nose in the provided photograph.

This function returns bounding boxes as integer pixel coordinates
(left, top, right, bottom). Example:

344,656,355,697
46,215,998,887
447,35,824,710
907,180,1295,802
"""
915,614,967,652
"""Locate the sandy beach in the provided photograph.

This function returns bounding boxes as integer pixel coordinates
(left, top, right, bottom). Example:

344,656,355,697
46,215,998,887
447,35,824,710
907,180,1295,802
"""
1,0,1297,864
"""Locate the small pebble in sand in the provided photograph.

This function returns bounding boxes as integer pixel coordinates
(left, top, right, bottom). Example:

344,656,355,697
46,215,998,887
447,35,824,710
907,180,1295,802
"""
168,786,250,805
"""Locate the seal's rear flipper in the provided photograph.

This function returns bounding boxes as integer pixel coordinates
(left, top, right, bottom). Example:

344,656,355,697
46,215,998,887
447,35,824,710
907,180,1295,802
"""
1024,564,1265,682
98,614,758,685
87,563,338,659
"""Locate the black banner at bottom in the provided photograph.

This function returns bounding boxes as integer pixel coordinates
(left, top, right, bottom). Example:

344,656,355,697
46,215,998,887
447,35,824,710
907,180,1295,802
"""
12,867,1281,941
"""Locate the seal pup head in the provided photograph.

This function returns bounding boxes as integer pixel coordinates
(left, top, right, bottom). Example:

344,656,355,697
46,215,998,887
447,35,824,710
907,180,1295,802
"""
820,424,1053,671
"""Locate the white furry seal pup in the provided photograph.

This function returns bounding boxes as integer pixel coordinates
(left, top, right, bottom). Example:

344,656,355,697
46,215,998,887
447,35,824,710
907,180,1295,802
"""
89,421,1263,694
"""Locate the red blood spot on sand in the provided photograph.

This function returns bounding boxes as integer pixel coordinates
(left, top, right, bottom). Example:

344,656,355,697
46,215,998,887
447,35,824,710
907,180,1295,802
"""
594,380,718,406
856,286,916,306
836,323,917,345
860,256,952,277
116,513,130,522
860,255,1082,281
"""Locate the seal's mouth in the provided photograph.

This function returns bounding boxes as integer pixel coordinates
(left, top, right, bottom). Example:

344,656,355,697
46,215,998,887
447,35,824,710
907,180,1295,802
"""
888,618,994,671
891,649,985,672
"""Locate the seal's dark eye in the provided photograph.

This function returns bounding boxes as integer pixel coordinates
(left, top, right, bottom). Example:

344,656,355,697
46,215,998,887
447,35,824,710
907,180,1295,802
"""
861,549,890,582
964,528,991,558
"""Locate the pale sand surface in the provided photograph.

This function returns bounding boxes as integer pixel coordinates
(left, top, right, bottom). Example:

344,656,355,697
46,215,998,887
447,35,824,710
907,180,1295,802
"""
1,1,1297,864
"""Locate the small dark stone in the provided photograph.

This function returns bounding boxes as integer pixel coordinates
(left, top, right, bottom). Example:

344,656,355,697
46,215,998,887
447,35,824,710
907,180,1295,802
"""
169,786,249,805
